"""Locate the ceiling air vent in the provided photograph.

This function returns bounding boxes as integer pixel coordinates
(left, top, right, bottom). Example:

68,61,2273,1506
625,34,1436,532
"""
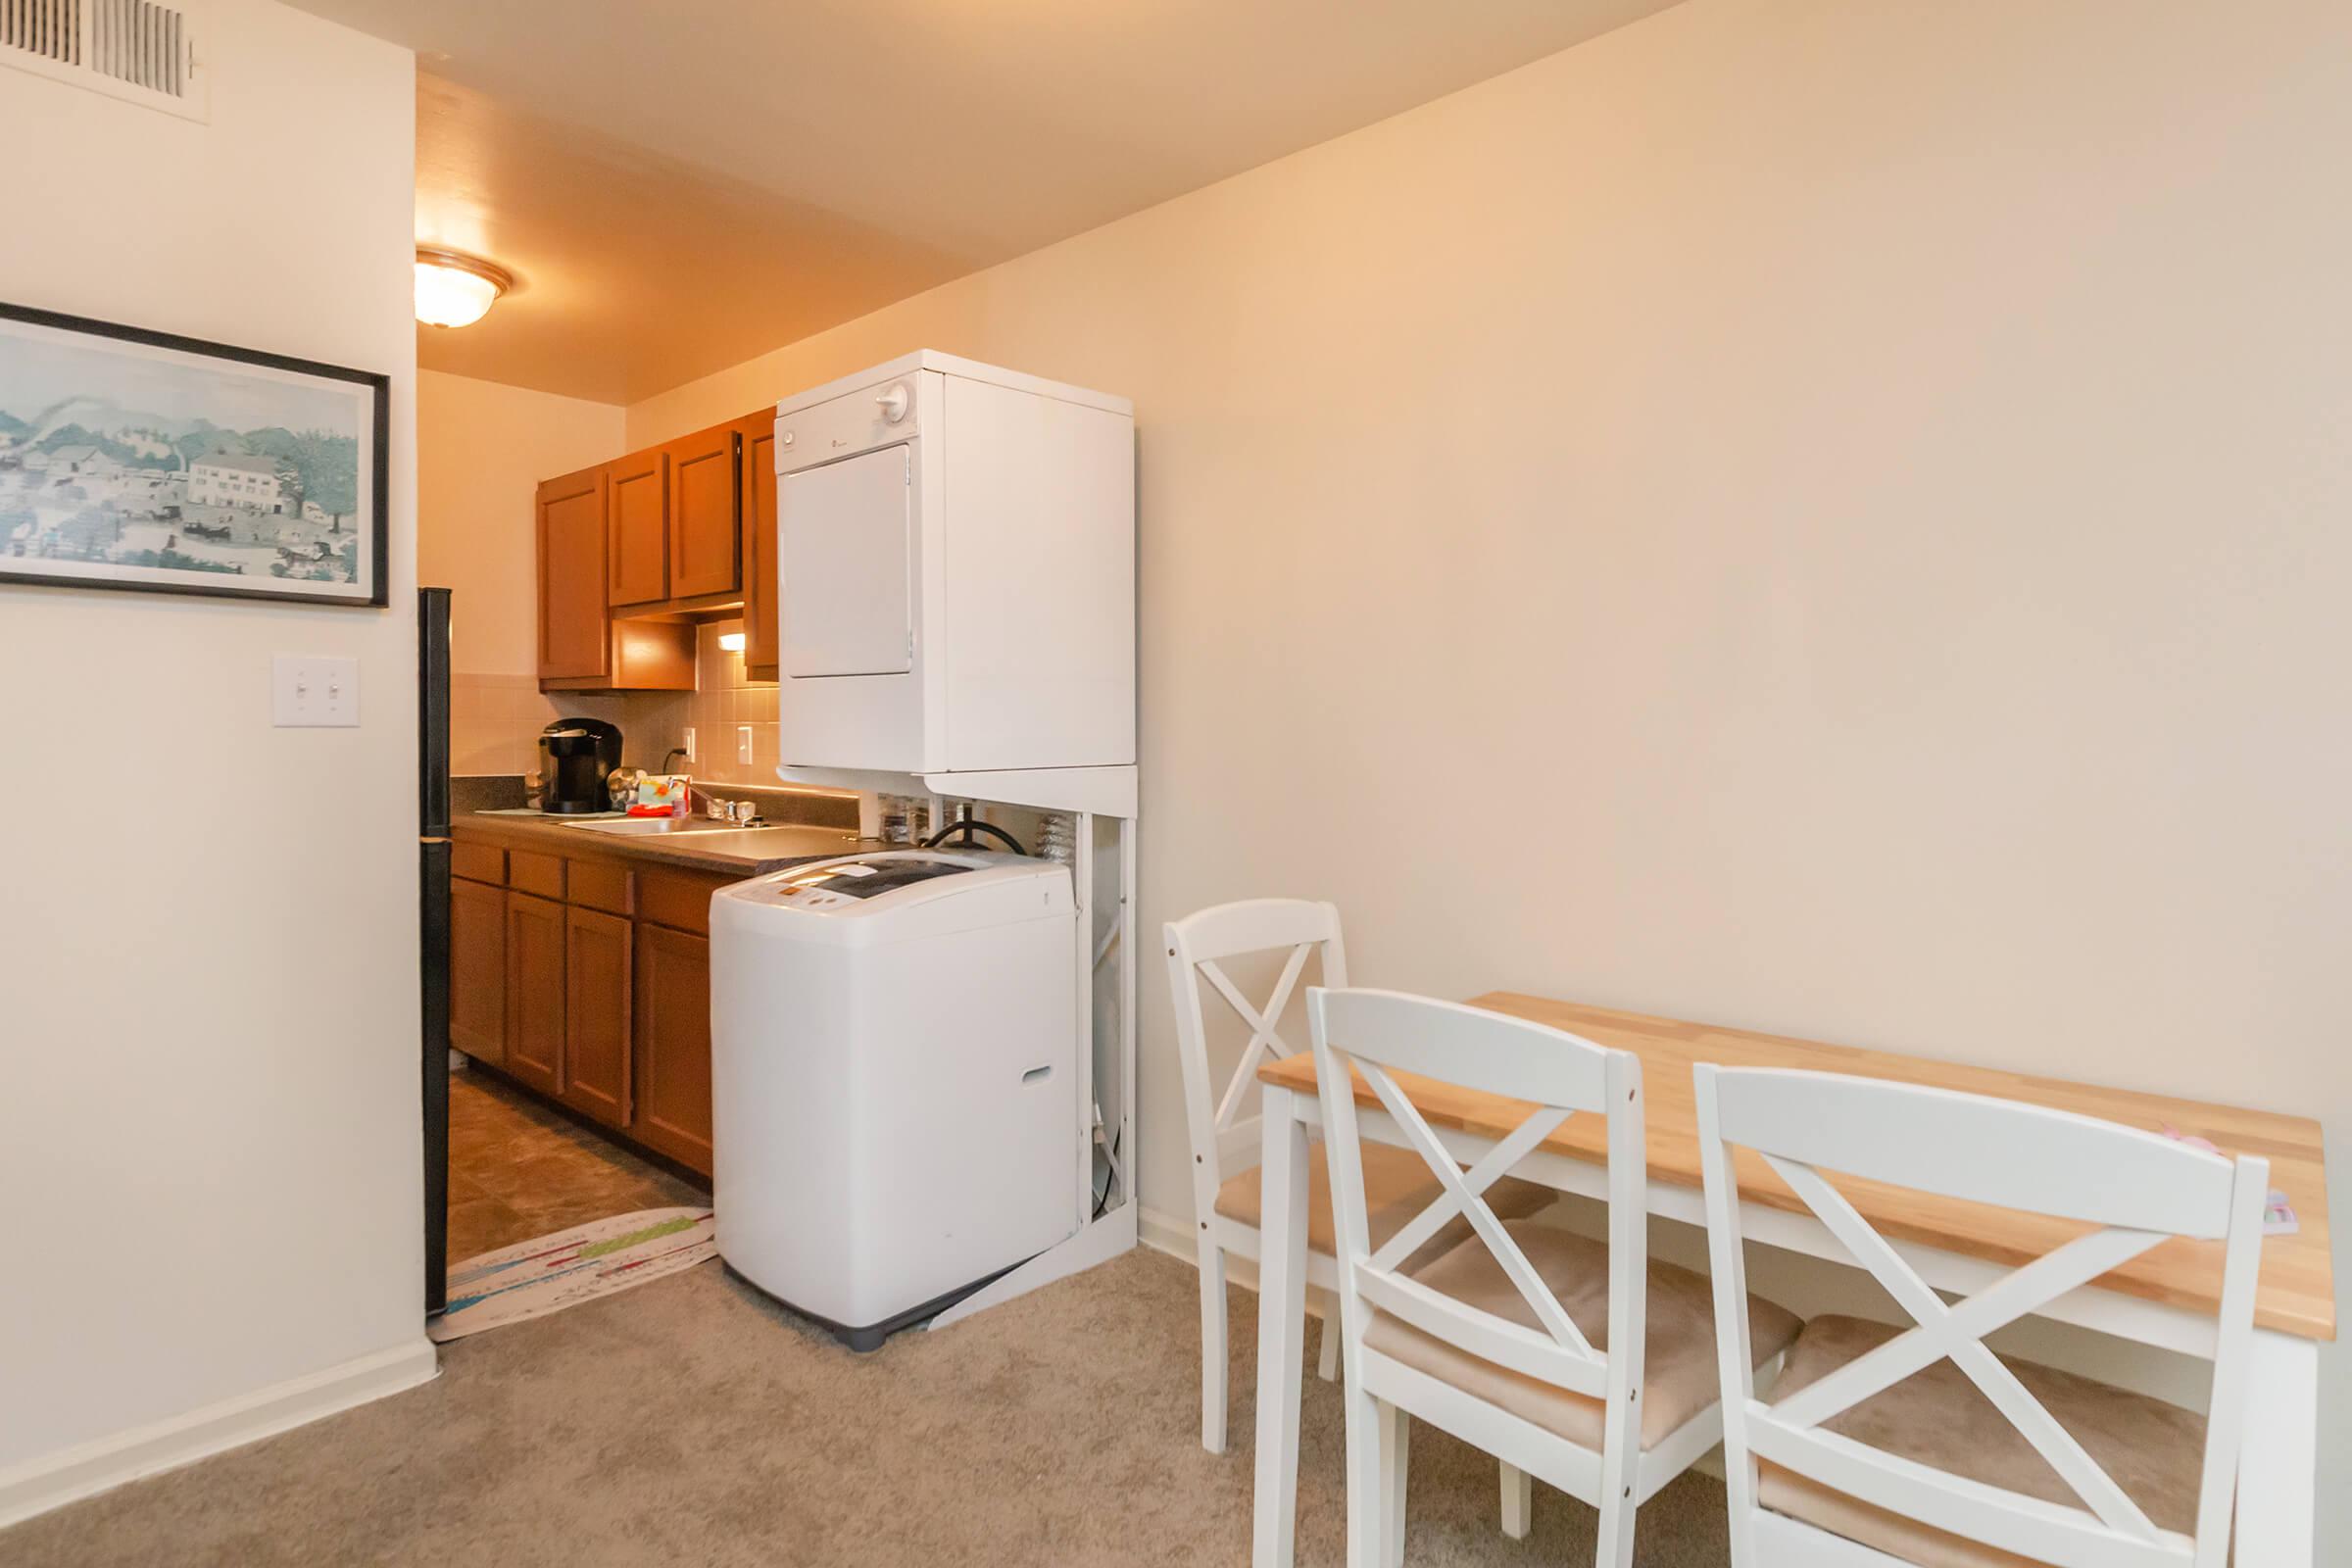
2,0,208,122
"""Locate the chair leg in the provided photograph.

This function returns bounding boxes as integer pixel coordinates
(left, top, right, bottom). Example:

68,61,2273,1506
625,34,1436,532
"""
1500,1462,1532,1540
1344,1385,1385,1568
1317,1311,1341,1382
1199,1240,1228,1454
1383,1404,1410,1568
1593,1445,1637,1568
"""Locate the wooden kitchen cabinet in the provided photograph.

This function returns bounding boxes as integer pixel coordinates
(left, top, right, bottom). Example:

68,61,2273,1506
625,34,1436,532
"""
736,412,780,679
448,875,508,1065
632,922,714,1171
607,448,669,607
504,891,567,1098
536,466,611,682
450,832,736,1179
563,905,634,1129
538,460,695,694
666,422,741,602
536,409,782,691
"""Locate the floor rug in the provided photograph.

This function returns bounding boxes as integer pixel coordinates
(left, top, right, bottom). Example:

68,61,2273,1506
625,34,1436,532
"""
431,1206,715,1342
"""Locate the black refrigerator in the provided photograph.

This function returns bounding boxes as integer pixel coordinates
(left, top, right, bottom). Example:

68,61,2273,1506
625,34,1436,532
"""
418,586,452,1315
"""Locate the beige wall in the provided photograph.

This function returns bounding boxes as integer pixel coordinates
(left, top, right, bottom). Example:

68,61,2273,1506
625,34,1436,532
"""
443,674,681,779
0,0,430,1518
417,369,624,676
413,374,810,783
416,371,666,775
629,0,2352,1538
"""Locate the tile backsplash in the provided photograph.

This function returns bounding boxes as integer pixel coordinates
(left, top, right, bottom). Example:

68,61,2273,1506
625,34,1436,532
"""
449,620,838,807
678,620,785,788
448,673,684,778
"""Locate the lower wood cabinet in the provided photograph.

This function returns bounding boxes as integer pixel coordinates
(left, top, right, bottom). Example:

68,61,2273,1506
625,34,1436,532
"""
633,922,714,1171
504,891,567,1098
449,876,508,1065
563,906,634,1129
445,840,729,1177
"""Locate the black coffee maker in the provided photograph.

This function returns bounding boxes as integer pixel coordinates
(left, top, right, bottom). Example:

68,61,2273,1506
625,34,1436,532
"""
538,718,623,814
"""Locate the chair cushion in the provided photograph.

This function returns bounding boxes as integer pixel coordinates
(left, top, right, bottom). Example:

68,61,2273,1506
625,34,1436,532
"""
1756,1315,2210,1568
1212,1142,1550,1269
1360,1220,1802,1450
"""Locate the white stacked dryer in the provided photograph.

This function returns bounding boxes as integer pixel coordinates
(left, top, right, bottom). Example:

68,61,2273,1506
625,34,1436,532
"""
767,351,1135,782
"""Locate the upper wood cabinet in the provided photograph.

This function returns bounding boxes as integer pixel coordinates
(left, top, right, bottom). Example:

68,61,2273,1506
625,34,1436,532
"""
538,462,694,695
667,422,741,602
537,466,611,683
736,413,780,680
607,449,669,608
536,406,778,692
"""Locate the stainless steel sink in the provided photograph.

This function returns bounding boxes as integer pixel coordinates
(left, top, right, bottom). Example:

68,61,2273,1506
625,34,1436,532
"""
561,816,737,836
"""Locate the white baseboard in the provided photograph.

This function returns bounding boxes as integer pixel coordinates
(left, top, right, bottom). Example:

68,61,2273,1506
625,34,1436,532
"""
1138,1203,1196,1262
0,1337,439,1529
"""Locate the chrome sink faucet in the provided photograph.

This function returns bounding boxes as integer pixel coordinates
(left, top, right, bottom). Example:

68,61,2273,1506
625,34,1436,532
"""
690,785,760,826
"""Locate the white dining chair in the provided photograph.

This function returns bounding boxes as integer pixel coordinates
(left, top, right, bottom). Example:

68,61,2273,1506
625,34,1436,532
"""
1309,986,1803,1568
1693,1064,2269,1568
1163,900,1551,1477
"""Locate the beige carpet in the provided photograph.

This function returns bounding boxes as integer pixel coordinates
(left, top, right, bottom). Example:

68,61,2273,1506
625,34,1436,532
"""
7,1249,1736,1566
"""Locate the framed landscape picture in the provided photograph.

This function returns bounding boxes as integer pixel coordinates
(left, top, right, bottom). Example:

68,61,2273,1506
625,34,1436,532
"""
0,303,388,608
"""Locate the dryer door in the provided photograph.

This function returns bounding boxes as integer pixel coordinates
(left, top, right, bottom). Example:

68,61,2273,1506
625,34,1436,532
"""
778,443,912,677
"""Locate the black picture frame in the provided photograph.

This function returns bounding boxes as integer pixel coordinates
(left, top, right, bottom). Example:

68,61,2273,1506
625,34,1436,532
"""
0,301,390,609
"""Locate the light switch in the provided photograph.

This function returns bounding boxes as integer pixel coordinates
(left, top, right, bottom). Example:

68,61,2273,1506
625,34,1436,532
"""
272,655,360,727
736,725,755,764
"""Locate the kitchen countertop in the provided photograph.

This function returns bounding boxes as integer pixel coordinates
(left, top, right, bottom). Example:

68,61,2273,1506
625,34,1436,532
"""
449,809,875,877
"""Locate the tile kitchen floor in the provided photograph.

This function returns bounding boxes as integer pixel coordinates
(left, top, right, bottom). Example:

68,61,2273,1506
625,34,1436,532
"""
446,1067,708,1265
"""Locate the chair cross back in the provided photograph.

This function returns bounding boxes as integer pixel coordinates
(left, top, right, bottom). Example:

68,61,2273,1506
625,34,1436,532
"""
1697,1065,2271,1568
1311,987,1641,1401
1762,1150,2171,1541
1199,940,1316,1135
1354,1058,1598,1380
1164,899,1348,1189
1164,898,1363,1458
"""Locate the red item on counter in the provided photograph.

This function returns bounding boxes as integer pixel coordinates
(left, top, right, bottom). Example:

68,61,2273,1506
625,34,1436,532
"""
628,774,692,816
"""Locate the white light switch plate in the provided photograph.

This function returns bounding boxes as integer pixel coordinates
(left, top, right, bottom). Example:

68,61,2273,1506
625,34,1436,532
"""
736,725,754,764
272,655,360,727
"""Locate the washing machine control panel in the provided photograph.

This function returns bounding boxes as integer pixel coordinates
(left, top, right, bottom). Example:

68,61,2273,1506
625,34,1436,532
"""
769,855,980,909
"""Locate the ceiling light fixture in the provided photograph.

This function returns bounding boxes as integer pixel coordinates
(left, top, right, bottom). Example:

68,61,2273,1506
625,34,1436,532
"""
414,247,513,328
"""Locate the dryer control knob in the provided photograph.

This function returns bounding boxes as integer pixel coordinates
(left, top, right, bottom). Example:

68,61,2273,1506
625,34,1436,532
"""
875,383,911,423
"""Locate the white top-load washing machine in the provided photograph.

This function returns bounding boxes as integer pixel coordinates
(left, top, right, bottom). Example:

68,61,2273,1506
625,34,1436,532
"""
710,848,1080,1349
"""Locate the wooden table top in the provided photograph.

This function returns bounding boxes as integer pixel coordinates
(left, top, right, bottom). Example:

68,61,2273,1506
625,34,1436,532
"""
1258,993,2333,1341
